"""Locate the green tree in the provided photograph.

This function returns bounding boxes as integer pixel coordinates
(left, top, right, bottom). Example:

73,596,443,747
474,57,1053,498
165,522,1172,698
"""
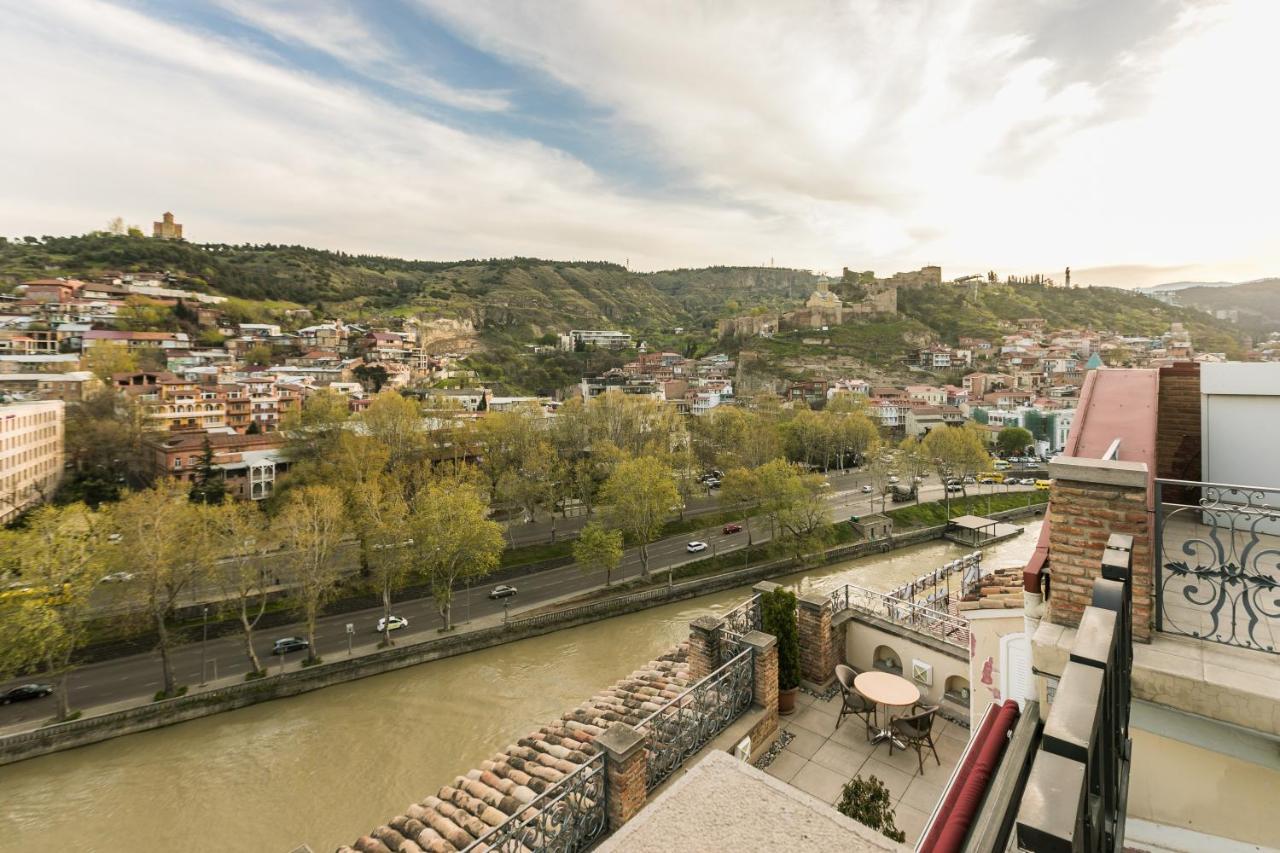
922,423,991,501
282,388,350,464
600,456,679,577
188,437,227,504
277,485,349,665
997,426,1034,457
836,775,906,843
572,522,624,586
408,481,504,632
719,466,762,546
208,500,273,677
83,345,138,381
352,471,414,646
109,483,216,697
760,587,800,691
1,504,107,720
353,363,390,393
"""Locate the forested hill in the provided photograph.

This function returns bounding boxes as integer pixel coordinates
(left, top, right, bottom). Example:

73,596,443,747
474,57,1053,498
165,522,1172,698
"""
896,281,1246,356
0,234,809,337
1170,279,1280,338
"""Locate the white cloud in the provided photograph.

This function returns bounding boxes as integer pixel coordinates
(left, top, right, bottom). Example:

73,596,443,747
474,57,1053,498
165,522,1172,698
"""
0,0,1277,284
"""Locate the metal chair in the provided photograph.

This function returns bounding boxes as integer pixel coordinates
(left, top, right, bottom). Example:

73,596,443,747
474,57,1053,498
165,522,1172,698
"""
834,664,875,739
889,704,940,774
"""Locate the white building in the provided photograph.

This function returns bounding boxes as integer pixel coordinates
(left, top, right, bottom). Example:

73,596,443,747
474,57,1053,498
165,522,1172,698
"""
0,399,64,524
559,330,633,351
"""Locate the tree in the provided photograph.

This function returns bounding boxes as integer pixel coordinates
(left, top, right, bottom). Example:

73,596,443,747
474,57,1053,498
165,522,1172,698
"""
600,457,679,577
765,462,832,560
760,587,800,691
353,363,390,393
61,388,151,504
109,483,215,697
922,424,991,501
188,437,226,504
572,522,623,586
997,426,1034,457
282,388,350,464
408,481,504,632
350,471,413,647
362,391,426,470
208,500,273,677
277,485,349,665
83,344,137,381
719,467,762,546
1,505,107,719
831,411,879,470
836,775,906,843
243,344,273,368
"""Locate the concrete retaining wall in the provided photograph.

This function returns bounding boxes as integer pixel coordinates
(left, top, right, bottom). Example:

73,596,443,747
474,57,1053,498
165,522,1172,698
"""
0,503,1043,766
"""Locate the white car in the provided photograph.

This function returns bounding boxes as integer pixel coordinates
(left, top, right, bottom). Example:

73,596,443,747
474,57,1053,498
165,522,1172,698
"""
887,476,900,484
99,572,135,583
376,615,408,633
686,541,708,553
860,485,873,494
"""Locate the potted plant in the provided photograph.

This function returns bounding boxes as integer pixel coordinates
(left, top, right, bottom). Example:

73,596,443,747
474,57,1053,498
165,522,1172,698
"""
836,775,906,842
761,587,802,715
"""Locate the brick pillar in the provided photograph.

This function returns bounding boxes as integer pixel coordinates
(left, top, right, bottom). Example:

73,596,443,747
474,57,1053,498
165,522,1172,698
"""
687,615,723,681
1046,457,1153,641
742,629,778,746
797,592,835,687
596,724,648,832
753,581,781,598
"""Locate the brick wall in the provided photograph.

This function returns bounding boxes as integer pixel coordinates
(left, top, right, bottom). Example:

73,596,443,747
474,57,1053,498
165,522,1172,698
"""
1046,471,1152,641
1156,363,1201,487
687,616,722,681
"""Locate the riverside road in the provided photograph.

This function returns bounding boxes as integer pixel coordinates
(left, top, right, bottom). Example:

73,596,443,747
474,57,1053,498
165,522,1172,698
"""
0,473,1037,729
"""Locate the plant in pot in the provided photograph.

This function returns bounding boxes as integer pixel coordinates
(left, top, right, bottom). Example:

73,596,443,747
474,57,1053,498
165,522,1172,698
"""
761,587,802,715
836,775,906,842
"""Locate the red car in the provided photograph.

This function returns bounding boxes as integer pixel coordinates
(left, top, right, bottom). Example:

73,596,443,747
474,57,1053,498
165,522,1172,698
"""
722,523,743,534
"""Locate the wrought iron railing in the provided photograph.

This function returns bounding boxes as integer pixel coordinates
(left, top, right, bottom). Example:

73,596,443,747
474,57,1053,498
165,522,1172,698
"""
462,751,607,852
716,593,760,662
633,647,754,791
1154,478,1280,654
829,583,970,648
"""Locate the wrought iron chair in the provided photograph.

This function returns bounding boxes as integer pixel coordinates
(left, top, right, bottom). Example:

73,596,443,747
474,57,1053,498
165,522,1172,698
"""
834,664,874,739
889,704,940,774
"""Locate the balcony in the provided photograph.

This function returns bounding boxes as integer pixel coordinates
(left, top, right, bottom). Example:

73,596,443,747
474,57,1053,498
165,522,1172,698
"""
1154,477,1280,654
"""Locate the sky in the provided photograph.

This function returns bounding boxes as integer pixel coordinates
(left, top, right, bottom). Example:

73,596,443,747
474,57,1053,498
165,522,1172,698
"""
1,0,1277,287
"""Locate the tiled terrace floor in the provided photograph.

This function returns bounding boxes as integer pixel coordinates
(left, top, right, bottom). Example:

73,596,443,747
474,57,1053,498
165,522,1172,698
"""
764,691,968,846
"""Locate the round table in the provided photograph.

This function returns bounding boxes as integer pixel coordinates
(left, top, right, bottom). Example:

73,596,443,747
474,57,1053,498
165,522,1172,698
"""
854,671,921,747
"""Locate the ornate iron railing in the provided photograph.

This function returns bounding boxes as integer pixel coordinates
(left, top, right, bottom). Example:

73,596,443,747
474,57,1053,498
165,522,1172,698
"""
462,751,607,852
634,647,754,791
829,583,970,648
1155,478,1280,653
716,593,760,662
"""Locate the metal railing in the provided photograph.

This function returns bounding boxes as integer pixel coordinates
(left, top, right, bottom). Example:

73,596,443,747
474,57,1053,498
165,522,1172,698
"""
716,593,760,663
462,751,607,852
887,552,982,611
1154,478,1280,654
1015,533,1133,852
633,647,755,792
829,583,971,648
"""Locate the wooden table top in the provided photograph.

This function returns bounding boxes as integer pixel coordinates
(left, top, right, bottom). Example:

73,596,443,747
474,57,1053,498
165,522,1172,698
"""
854,670,921,707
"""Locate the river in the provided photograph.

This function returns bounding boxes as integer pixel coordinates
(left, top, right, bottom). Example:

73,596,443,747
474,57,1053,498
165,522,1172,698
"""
0,523,1040,853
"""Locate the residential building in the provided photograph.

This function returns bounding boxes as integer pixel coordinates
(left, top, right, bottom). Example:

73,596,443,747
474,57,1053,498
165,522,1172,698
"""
82,330,190,350
0,371,99,403
0,399,64,524
560,330,633,351
143,431,287,501
904,404,965,437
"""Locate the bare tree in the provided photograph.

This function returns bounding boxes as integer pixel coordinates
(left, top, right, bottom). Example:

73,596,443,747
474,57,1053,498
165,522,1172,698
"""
208,501,274,677
277,485,349,665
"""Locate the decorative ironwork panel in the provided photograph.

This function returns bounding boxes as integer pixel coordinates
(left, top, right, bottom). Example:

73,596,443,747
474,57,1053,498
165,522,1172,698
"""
841,584,970,648
827,584,850,614
463,752,607,852
1156,479,1280,653
636,648,754,791
717,594,760,662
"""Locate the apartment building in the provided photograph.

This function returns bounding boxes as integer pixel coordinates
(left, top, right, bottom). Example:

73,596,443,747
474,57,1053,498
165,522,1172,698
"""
0,399,64,524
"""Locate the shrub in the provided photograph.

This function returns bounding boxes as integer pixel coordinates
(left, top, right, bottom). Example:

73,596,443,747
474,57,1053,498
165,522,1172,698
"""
837,775,906,842
760,587,801,690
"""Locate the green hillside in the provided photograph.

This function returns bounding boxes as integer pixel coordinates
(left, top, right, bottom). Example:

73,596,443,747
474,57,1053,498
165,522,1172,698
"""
1173,279,1280,338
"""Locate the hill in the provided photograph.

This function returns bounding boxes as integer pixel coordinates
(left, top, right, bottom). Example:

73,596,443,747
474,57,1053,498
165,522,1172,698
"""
1166,279,1280,338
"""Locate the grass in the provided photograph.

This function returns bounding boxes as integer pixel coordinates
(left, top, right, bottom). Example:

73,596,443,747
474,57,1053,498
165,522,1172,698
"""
885,490,1047,529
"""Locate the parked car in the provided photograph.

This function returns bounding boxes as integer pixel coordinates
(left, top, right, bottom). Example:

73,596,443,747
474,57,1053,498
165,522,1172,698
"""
860,484,873,493
704,478,721,489
99,572,135,584
946,483,964,493
1035,479,1053,490
887,475,900,484
1021,477,1037,485
488,584,518,600
962,476,976,484
686,541,708,553
271,637,309,655
722,523,742,534
0,683,53,704
376,615,408,633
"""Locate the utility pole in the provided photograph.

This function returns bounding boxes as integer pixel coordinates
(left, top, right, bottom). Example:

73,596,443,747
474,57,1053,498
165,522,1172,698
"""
200,605,209,686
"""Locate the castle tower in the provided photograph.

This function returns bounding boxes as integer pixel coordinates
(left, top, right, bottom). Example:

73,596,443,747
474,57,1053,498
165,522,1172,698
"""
153,211,183,240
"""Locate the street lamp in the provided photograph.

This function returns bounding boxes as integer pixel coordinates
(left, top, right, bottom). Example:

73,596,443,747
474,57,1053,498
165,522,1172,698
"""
200,604,209,686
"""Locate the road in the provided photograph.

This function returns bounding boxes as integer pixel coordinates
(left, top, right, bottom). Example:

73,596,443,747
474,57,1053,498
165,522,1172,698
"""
1,474,1037,729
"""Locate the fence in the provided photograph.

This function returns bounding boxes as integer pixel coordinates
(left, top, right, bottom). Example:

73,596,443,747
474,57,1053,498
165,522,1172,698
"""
633,646,755,792
461,752,607,852
828,583,971,649
886,552,982,612
716,593,761,663
1154,478,1280,654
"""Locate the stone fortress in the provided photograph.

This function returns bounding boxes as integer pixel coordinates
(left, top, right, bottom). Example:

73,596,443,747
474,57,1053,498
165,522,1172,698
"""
717,265,940,338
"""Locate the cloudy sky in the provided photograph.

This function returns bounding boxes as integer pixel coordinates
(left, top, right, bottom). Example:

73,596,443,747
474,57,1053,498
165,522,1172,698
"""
2,0,1276,286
